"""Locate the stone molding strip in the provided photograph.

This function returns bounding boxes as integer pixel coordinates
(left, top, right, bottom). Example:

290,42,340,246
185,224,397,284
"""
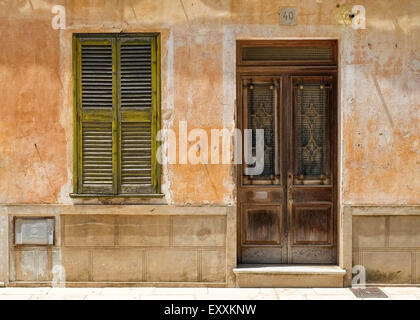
1,205,232,216
344,205,420,216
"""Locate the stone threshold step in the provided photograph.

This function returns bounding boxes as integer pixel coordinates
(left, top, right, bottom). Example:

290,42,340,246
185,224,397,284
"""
233,264,346,275
233,265,346,287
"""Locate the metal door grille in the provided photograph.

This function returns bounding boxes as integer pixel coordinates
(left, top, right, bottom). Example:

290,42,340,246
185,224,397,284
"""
243,46,332,61
247,83,276,180
296,84,327,179
350,288,388,299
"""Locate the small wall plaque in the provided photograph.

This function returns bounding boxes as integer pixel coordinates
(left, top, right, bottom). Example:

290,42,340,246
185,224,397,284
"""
254,191,268,200
15,218,54,245
280,7,297,26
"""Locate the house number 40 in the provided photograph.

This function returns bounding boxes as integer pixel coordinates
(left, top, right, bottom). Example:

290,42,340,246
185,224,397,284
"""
280,7,297,26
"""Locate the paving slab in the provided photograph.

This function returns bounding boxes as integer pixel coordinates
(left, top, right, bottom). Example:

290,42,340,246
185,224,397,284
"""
388,294,418,300
277,295,308,300
0,294,34,300
274,288,316,295
140,294,196,300
313,288,354,295
0,287,418,300
85,294,142,300
0,288,51,295
101,287,155,295
154,287,209,295
306,294,358,300
382,287,420,295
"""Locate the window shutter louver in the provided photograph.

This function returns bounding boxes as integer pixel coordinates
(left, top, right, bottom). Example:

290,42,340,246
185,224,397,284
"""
77,38,118,194
118,38,155,194
237,40,337,66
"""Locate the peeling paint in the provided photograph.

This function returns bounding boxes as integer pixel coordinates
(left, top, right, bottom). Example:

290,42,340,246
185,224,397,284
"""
0,0,418,206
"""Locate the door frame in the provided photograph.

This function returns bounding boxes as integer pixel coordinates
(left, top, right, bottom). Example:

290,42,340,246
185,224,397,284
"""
235,39,339,264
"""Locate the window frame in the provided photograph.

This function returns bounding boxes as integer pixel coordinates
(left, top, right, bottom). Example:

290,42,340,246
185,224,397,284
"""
71,33,162,198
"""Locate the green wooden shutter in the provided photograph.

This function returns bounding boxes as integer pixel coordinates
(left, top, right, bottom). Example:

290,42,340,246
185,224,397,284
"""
76,38,118,194
74,34,160,196
118,37,156,194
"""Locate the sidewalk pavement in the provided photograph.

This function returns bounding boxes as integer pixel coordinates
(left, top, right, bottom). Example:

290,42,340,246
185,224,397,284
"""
0,287,419,300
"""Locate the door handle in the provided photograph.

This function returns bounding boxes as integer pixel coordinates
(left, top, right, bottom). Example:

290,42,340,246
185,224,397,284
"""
287,185,294,205
287,172,294,205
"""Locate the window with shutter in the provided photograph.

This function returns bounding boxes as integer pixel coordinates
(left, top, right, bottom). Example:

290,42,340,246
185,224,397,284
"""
72,34,161,197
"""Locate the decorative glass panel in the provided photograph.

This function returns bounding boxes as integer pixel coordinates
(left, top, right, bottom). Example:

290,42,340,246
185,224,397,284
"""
296,84,328,181
246,83,276,181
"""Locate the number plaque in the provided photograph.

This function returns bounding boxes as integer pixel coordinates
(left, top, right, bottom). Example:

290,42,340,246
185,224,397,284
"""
280,7,297,26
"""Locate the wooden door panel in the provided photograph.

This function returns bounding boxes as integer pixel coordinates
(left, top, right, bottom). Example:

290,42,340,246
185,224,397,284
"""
293,186,332,202
242,246,283,264
291,203,333,245
290,246,337,264
242,204,282,244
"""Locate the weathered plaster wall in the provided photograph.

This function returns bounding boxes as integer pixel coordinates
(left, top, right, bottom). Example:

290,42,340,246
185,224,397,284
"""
0,13,67,203
0,0,418,205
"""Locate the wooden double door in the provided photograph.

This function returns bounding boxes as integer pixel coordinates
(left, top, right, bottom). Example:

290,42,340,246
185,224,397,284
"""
237,72,337,264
